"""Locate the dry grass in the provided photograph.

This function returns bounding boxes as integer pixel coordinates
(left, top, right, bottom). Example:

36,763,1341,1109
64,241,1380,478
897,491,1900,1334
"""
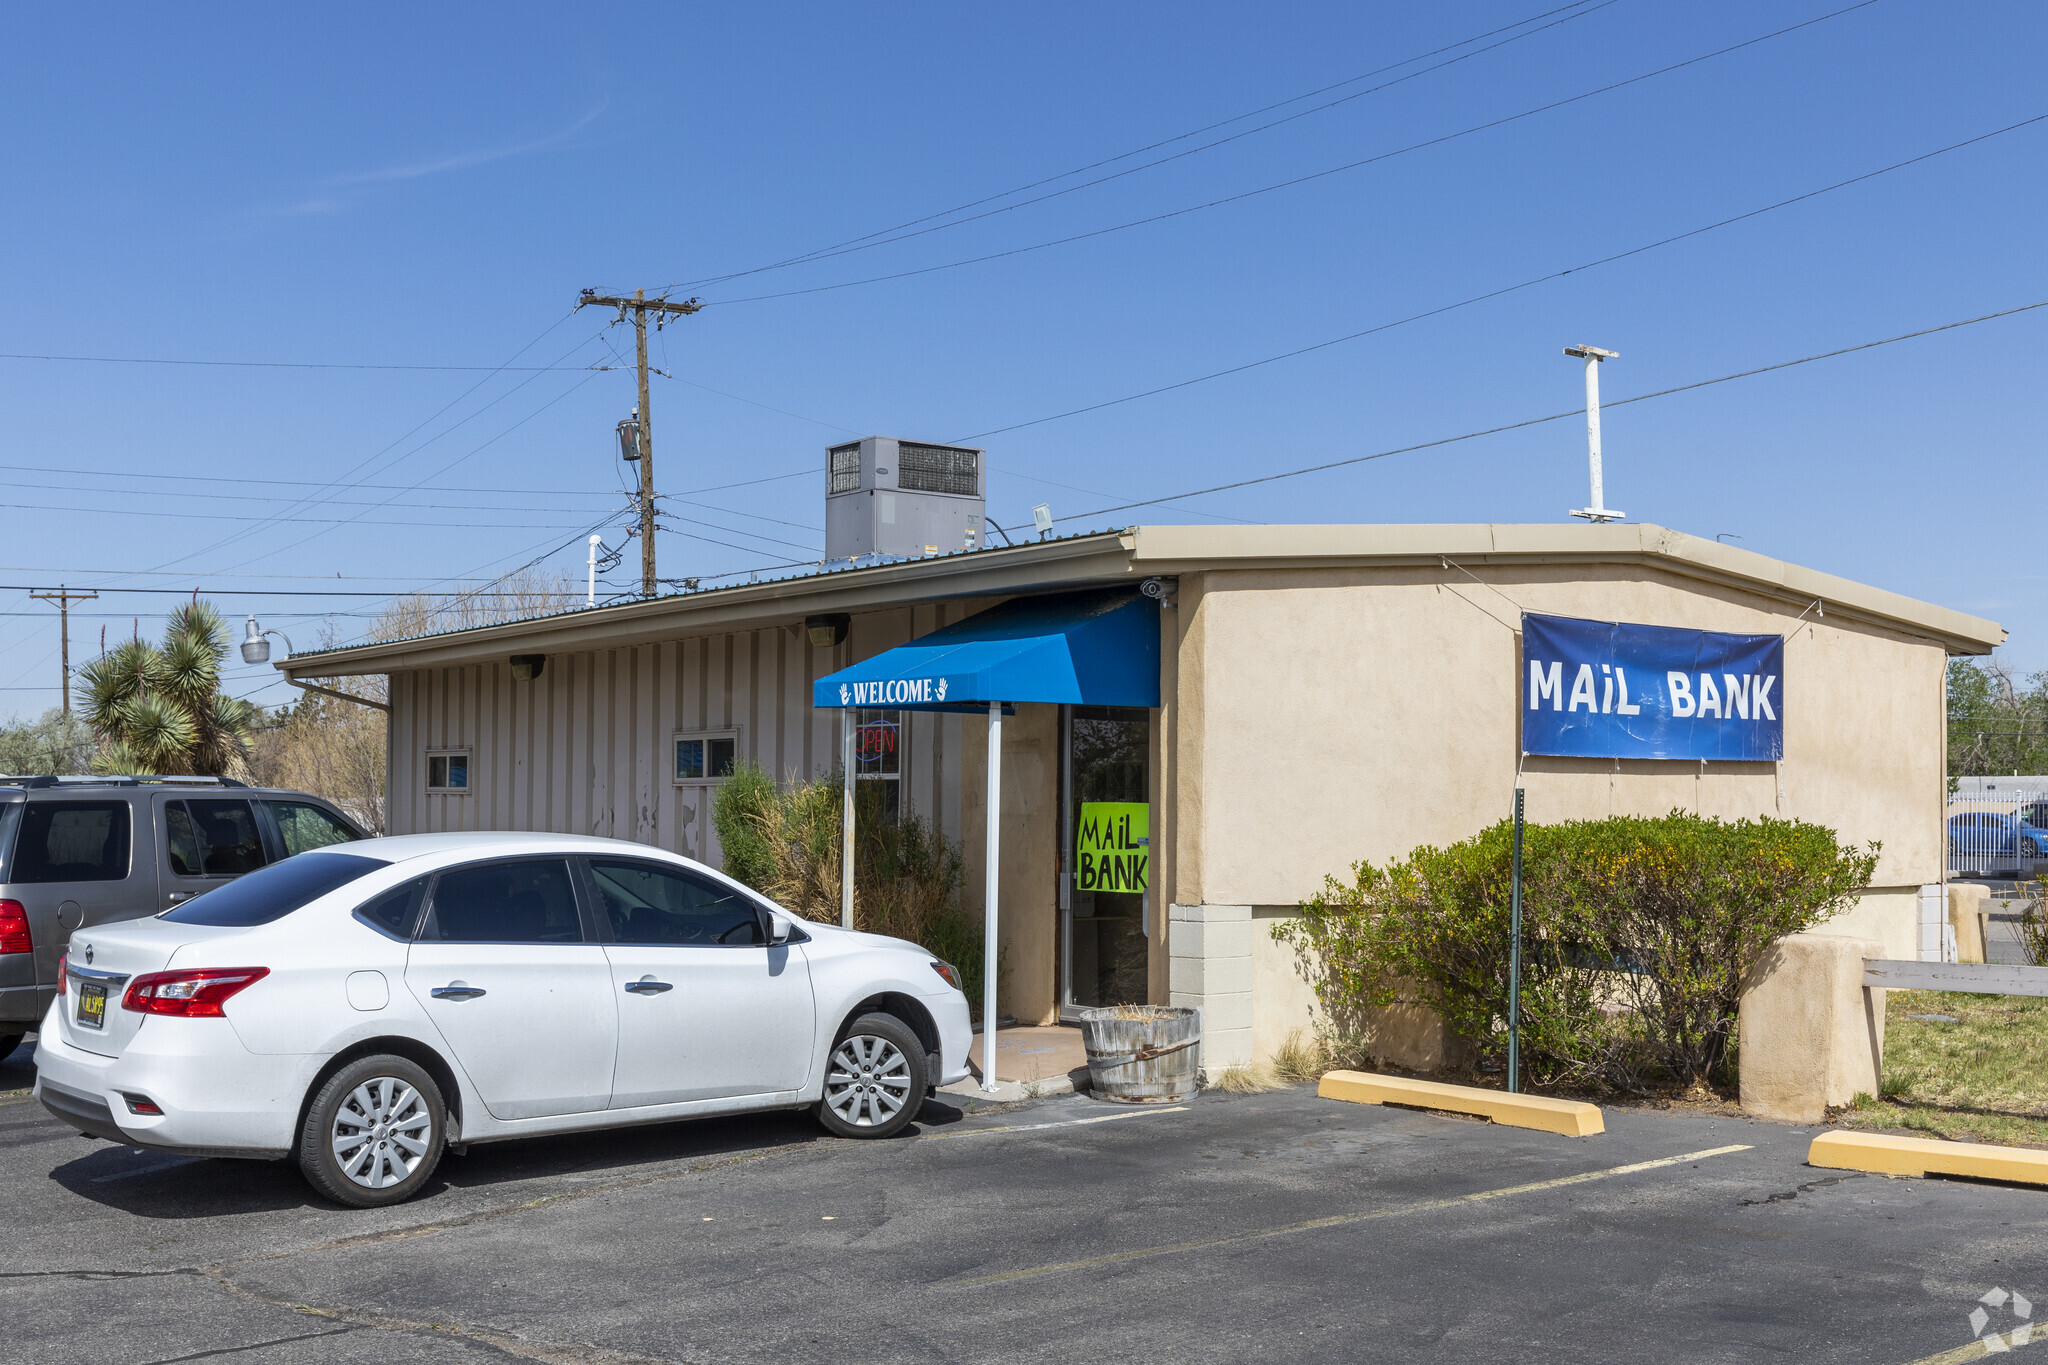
1269,1028,1375,1083
1836,989,2048,1149
1209,1063,1281,1094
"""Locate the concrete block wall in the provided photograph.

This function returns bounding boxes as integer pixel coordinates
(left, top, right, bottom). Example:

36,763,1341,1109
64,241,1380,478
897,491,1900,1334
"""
1169,903,1253,1069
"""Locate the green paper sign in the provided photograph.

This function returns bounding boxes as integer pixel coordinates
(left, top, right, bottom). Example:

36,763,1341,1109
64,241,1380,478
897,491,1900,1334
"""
1076,801,1149,894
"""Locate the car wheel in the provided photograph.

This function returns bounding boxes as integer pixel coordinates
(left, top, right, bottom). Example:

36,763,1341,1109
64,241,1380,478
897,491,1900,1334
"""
2025,838,2040,858
297,1054,445,1208
815,1013,927,1140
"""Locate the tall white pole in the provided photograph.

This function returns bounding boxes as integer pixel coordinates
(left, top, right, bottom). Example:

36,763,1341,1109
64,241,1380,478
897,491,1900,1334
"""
1582,354,1604,513
1565,345,1621,523
841,709,856,930
981,700,1003,1092
586,534,603,606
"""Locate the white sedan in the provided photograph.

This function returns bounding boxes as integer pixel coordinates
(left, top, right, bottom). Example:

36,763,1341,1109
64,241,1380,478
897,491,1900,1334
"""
33,832,973,1206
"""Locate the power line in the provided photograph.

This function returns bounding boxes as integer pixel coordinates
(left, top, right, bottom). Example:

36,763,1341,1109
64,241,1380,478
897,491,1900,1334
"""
1049,299,2048,524
668,1,1616,290
705,2,1881,308
0,501,610,530
0,352,596,372
949,113,2048,443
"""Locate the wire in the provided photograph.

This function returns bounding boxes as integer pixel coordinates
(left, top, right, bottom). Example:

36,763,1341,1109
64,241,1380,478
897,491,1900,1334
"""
705,2,1881,308
669,1,1617,290
0,501,607,530
650,369,864,434
0,352,596,372
949,113,2048,443
1049,299,2048,524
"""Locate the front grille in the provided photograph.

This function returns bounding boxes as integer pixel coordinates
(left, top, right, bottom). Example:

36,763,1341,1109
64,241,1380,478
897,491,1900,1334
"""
828,444,861,494
896,443,979,496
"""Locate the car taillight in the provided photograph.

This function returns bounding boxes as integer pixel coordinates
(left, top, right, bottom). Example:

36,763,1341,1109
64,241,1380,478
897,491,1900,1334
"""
56,952,67,996
0,901,30,955
121,967,270,1018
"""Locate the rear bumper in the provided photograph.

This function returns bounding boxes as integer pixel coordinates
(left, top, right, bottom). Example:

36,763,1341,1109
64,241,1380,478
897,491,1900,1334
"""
0,983,51,1029
32,1000,310,1159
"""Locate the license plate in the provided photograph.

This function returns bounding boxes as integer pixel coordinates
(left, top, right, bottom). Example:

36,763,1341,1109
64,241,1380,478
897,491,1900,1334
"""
76,983,106,1030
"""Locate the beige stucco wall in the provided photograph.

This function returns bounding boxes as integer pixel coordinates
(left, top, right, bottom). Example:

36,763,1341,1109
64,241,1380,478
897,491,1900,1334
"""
960,703,1061,1027
1172,561,1947,1060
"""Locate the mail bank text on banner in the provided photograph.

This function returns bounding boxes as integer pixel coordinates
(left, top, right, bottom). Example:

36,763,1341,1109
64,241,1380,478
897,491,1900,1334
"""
1520,613,1784,761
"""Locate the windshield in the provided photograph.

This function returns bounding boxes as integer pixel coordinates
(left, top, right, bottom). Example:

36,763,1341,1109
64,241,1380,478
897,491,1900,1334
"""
160,851,391,927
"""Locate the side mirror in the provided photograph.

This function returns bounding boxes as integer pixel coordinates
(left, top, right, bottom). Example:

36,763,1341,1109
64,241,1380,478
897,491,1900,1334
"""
767,915,792,945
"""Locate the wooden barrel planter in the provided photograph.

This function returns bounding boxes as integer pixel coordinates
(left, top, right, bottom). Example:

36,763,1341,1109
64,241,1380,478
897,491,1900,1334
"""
1077,1005,1201,1102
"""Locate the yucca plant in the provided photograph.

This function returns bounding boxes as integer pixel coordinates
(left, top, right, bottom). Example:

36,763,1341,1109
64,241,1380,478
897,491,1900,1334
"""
79,602,259,777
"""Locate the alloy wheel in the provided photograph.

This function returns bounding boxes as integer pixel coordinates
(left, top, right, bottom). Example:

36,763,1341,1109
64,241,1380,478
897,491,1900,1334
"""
331,1076,434,1189
825,1034,913,1128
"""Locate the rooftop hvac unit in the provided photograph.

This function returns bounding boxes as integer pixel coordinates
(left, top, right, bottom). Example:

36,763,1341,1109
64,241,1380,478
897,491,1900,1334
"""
825,437,987,561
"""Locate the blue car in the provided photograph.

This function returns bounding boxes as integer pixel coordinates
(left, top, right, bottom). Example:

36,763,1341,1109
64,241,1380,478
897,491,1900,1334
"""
1948,810,2048,863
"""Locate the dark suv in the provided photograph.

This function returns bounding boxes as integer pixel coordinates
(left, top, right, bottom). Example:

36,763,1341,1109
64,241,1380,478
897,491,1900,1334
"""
0,776,365,1058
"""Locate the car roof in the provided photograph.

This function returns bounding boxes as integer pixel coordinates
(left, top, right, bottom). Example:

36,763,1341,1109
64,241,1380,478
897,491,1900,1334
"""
347,831,695,863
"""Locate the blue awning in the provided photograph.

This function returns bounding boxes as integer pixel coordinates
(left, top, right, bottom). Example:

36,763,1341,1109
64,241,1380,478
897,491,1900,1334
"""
813,587,1160,711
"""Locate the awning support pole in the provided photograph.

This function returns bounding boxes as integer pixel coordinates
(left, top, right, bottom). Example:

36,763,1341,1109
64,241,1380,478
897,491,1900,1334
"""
841,709,855,930
981,700,1002,1092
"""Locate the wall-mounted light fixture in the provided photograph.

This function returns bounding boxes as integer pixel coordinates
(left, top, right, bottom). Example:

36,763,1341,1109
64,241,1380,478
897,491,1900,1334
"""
805,614,851,648
509,654,546,682
239,615,292,665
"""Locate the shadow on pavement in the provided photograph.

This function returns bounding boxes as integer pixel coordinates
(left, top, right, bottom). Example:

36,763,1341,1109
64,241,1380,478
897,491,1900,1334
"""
43,1089,970,1218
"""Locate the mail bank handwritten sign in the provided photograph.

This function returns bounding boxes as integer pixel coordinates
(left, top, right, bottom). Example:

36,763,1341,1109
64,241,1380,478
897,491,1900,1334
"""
1076,802,1149,894
1521,613,1784,761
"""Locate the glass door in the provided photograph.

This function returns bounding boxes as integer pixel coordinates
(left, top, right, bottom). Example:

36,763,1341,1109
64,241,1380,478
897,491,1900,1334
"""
1060,705,1151,1017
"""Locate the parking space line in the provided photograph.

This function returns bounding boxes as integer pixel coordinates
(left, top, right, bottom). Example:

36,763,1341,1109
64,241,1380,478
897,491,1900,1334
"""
943,1143,1755,1287
924,1106,1189,1141
1895,1326,2047,1364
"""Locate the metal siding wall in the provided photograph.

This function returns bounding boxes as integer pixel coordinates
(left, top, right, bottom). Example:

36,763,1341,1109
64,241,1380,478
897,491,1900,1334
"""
384,607,971,864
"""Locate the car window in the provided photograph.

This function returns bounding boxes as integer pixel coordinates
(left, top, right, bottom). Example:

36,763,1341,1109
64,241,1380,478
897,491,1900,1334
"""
161,852,391,926
589,859,764,947
355,876,430,941
421,859,584,944
11,801,131,883
269,801,361,856
166,799,266,876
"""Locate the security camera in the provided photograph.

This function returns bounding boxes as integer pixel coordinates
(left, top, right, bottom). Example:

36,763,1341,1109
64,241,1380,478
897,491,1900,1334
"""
1140,577,1176,607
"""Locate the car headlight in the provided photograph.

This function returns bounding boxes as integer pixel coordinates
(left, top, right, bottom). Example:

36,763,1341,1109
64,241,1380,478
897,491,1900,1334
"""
930,959,963,992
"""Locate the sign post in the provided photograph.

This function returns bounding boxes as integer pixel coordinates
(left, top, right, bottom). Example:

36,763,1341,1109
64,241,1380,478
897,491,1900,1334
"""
1508,786,1524,1095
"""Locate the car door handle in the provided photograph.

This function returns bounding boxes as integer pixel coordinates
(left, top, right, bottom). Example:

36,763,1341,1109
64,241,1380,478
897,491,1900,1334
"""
431,984,487,1000
166,893,197,905
623,978,673,995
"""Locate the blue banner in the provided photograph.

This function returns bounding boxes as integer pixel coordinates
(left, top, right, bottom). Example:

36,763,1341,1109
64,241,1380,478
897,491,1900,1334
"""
1521,613,1784,761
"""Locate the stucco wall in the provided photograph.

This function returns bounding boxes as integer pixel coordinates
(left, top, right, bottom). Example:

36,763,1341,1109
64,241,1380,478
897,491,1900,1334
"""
1173,562,1946,1058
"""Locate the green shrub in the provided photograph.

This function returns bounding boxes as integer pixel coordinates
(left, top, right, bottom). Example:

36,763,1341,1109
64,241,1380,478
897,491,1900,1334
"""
1273,811,1877,1094
712,765,998,1011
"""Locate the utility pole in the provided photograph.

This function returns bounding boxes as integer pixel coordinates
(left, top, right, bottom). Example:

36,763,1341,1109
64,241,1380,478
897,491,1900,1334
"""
30,585,98,716
577,287,702,595
1564,344,1622,523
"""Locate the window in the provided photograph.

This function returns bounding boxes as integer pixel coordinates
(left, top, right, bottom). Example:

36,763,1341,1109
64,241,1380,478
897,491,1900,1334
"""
165,799,266,877
161,852,390,926
269,801,361,856
11,801,131,883
421,859,583,944
854,709,903,822
588,859,764,947
426,750,471,793
354,876,430,941
674,732,739,783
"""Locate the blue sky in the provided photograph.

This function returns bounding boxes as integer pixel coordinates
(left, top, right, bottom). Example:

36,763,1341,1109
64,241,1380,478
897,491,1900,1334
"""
2,1,2042,717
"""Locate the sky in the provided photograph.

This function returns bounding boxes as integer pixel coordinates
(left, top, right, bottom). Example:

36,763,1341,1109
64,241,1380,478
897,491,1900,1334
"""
1,1,2043,718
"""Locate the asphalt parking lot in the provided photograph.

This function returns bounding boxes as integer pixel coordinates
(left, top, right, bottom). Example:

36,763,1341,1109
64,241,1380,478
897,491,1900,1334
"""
2,1036,2044,1365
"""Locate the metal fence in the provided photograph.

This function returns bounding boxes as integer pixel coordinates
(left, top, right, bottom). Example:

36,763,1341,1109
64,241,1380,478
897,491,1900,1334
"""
1945,788,2048,878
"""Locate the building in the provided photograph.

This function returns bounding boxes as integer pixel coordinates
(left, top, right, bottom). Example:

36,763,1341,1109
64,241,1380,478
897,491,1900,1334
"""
280,522,2004,1071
